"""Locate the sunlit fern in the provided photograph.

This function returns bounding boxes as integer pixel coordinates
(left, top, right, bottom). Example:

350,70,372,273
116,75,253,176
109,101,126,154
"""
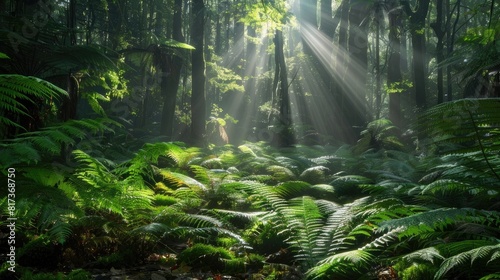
353,118,404,154
0,118,119,167
66,150,154,220
234,179,375,271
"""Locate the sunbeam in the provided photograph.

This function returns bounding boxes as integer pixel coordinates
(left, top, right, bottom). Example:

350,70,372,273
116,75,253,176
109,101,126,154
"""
295,20,370,143
217,25,273,143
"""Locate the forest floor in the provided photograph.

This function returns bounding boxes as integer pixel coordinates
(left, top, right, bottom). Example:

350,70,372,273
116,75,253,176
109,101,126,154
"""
79,264,301,280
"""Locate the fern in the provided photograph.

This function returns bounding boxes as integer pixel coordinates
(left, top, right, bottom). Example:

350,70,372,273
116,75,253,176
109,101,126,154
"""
353,118,404,154
68,150,153,218
0,118,119,167
377,208,477,238
0,74,68,136
401,247,445,265
160,169,207,190
45,45,117,72
434,242,500,279
418,99,500,180
305,249,374,280
0,166,83,244
480,273,500,280
285,196,324,267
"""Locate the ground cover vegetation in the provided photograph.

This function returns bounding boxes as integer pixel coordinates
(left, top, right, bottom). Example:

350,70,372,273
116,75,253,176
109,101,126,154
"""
1,98,500,279
1,0,500,279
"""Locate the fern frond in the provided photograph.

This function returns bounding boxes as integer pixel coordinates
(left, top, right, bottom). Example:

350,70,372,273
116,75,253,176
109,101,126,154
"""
266,165,296,181
0,142,41,165
273,156,303,172
9,181,82,244
160,170,207,190
401,247,445,265
189,165,211,185
314,198,371,260
45,45,117,71
0,74,68,133
0,74,68,101
285,196,324,266
178,213,225,228
377,208,477,236
330,175,373,199
360,227,403,250
272,181,311,198
434,243,500,279
299,166,330,184
306,249,374,280
480,273,500,280
209,209,267,221
130,222,174,237
418,99,500,179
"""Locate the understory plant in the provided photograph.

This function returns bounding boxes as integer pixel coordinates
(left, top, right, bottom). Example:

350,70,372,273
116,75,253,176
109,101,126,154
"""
1,99,500,280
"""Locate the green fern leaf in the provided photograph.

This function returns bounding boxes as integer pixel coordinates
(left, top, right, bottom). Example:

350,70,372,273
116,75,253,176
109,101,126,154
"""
402,247,445,265
434,243,500,279
377,208,477,235
266,165,296,181
480,273,500,280
306,249,374,280
160,169,207,190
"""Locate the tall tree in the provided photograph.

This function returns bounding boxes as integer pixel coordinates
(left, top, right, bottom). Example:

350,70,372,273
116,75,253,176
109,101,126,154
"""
401,0,431,110
300,0,317,57
446,0,461,101
320,0,334,37
373,0,384,119
387,2,403,127
191,0,207,145
344,0,369,143
160,0,185,139
333,0,350,142
61,0,78,122
431,0,445,104
273,26,294,146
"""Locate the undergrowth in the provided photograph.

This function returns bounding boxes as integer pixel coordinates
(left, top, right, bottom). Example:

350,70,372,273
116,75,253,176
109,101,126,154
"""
1,101,500,279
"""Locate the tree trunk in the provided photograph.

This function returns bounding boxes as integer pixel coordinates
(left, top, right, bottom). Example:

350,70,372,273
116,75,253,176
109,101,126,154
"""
228,14,246,143
447,0,461,101
108,0,123,50
214,0,222,55
401,0,431,110
388,2,403,128
273,28,294,146
431,0,445,104
245,25,258,137
61,0,77,122
344,0,369,144
191,0,207,145
300,0,317,57
320,0,334,37
375,10,381,119
160,0,184,139
332,0,350,142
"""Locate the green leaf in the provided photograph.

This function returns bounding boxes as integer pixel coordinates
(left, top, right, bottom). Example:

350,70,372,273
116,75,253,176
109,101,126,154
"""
162,39,195,50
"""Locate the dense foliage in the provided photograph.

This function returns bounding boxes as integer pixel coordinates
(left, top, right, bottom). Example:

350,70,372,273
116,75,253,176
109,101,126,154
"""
1,0,500,279
1,98,500,279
